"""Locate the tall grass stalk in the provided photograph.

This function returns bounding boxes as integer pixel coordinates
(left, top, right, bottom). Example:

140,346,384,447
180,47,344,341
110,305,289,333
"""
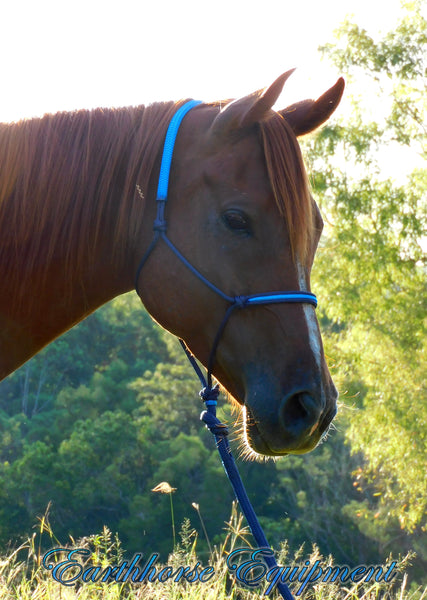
151,481,177,550
192,502,212,555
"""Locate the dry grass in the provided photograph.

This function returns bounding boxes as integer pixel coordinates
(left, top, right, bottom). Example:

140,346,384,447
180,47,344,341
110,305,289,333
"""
0,503,425,600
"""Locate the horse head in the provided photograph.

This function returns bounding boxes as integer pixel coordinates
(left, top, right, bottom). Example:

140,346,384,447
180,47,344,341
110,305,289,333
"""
136,71,344,457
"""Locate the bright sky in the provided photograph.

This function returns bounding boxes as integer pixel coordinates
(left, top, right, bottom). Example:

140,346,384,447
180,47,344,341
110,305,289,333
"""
0,0,408,122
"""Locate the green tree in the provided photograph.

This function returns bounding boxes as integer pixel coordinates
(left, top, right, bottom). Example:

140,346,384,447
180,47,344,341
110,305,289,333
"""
304,0,426,563
0,294,170,546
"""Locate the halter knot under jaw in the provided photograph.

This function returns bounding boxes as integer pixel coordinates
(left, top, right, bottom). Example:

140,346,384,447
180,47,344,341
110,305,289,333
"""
199,384,220,404
200,385,229,437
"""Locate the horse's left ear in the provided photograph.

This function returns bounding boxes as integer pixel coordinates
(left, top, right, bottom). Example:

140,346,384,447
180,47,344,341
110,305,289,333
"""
280,77,345,136
210,70,295,137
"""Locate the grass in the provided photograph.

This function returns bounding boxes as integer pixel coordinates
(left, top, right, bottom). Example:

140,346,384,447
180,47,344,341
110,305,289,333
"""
0,503,426,600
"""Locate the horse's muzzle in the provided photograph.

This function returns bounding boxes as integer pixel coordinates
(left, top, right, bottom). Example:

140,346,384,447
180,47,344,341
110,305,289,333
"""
245,388,337,456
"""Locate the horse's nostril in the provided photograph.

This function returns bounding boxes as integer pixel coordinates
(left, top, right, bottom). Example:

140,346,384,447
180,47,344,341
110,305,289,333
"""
280,392,320,438
284,393,309,421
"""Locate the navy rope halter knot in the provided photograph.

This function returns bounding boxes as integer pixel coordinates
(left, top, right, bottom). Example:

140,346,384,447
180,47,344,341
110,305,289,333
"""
135,100,318,600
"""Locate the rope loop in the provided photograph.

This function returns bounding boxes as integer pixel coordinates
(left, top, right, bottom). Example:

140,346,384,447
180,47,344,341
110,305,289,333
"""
200,410,229,437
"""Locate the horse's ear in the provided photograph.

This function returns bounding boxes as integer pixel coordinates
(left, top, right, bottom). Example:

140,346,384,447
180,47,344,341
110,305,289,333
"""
280,77,345,136
210,70,295,137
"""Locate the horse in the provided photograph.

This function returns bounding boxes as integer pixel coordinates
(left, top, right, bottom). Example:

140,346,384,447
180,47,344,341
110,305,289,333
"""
0,70,344,457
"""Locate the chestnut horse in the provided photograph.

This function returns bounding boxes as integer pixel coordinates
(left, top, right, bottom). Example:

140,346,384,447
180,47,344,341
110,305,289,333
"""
0,71,344,457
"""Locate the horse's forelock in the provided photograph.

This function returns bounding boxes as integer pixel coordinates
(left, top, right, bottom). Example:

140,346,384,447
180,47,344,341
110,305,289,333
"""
259,113,314,262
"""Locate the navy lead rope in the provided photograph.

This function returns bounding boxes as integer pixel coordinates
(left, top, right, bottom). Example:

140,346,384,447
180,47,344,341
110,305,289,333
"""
135,100,318,600
179,341,295,600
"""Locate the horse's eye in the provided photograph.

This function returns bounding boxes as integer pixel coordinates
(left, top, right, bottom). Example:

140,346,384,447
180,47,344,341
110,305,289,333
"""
222,210,251,233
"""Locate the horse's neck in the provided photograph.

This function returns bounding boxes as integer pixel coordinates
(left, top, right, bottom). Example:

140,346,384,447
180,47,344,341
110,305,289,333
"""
0,102,172,379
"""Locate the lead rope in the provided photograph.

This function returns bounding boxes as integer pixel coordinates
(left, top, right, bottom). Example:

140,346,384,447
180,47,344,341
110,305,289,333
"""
179,339,295,600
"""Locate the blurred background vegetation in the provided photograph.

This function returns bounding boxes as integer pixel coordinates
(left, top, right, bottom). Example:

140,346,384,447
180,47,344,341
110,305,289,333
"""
0,1,425,593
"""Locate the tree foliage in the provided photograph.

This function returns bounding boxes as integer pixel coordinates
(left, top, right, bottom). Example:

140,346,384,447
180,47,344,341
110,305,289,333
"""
306,0,426,549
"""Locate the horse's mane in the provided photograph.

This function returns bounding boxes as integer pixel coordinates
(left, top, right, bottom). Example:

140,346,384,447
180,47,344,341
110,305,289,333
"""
0,100,313,307
0,101,187,303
